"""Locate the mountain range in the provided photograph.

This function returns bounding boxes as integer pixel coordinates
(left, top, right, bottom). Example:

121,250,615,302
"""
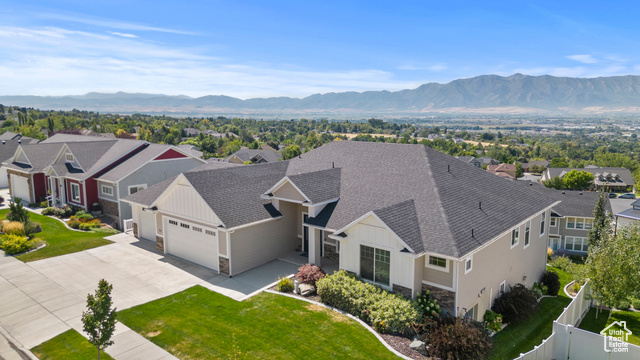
3,74,640,116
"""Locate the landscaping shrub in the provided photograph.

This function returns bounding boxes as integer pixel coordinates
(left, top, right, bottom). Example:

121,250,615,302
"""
91,227,120,234
531,282,547,299
415,290,441,319
541,271,561,296
296,263,325,286
547,247,554,260
276,277,294,292
570,282,581,294
632,298,640,310
492,283,539,325
24,221,42,236
68,219,81,229
549,255,588,285
316,270,419,334
79,219,101,230
7,199,30,224
52,204,78,218
2,221,25,236
0,234,37,255
483,310,503,333
548,255,573,271
41,207,56,216
40,201,49,208
424,316,493,360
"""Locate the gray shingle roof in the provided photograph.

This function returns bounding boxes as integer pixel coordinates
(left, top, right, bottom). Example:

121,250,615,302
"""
518,181,611,218
42,133,115,143
4,143,65,172
546,167,635,186
128,141,558,258
123,176,178,206
97,144,182,182
616,208,640,220
226,149,281,163
287,168,341,203
0,139,32,163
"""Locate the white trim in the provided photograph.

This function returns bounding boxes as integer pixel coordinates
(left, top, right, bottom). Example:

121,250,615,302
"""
225,215,282,232
421,280,455,292
358,244,392,289
540,211,546,236
82,179,88,210
524,220,531,249
464,255,473,274
70,182,81,202
101,184,114,196
264,176,312,203
425,255,450,272
510,227,520,249
301,212,309,252
127,183,147,195
332,210,415,253
550,217,557,227
302,197,340,208
499,280,506,296
12,146,33,167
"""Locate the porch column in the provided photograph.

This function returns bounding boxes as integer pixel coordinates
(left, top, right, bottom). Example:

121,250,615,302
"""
308,228,322,266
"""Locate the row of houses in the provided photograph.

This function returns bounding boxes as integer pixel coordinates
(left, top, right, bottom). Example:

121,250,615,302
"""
1,139,610,321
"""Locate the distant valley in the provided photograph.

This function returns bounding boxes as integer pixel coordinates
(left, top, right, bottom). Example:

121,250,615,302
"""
3,74,640,117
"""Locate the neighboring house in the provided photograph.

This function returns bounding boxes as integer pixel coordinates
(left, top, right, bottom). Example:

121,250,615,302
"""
124,141,558,321
521,160,550,172
454,156,481,168
615,198,640,229
226,149,282,164
487,163,517,179
78,129,116,138
3,134,205,227
541,167,635,192
0,131,23,141
0,137,40,188
520,182,611,254
477,157,500,167
176,144,204,159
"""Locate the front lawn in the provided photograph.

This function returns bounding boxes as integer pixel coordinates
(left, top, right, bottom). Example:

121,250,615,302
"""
490,267,573,360
579,308,640,346
0,209,112,262
118,286,400,359
31,329,114,360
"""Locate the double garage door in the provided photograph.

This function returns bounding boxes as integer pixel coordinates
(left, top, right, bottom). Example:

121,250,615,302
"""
165,217,219,271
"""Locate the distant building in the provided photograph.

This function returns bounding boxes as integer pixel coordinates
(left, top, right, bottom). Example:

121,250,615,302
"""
455,156,481,168
541,167,635,192
487,163,516,180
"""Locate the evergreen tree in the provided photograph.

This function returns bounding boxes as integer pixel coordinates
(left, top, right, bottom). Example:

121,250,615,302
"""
588,191,611,247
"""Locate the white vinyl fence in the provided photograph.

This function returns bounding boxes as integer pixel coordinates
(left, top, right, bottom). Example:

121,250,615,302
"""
513,281,640,360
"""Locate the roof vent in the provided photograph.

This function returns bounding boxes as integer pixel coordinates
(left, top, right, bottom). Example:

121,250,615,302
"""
332,161,334,168
561,191,565,194
1,141,4,145
447,164,450,172
18,139,21,144
479,201,482,210
471,228,475,237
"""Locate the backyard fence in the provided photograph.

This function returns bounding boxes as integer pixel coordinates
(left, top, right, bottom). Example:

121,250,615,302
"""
513,281,640,360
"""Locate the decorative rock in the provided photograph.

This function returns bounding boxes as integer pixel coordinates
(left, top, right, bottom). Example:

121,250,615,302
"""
409,339,426,351
299,283,315,297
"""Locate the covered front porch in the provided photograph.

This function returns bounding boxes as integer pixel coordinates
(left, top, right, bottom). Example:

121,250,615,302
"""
278,250,339,275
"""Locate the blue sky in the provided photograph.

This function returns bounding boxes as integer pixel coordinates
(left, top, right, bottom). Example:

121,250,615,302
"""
1,1,640,98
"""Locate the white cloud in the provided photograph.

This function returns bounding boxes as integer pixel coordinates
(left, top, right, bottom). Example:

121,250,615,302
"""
398,63,447,71
37,12,198,35
566,54,599,64
0,25,421,98
108,31,138,38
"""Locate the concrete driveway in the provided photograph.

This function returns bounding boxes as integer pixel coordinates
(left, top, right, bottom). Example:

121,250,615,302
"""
0,233,300,358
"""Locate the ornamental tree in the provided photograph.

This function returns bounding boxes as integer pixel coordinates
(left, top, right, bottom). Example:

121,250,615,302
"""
82,279,117,360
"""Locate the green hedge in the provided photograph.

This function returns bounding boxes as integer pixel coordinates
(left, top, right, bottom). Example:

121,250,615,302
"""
316,270,418,334
0,234,39,255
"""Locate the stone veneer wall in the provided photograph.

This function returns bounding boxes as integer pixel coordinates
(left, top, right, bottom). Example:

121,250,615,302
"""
219,257,230,276
132,222,138,238
323,244,338,260
99,199,119,217
156,236,164,252
392,284,412,298
6,170,32,203
422,283,455,313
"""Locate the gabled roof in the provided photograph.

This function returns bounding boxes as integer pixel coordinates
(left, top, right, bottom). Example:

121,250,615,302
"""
287,168,341,203
0,139,37,163
127,141,557,258
0,131,20,140
4,143,66,172
42,133,115,143
97,144,204,182
518,181,611,218
546,167,635,185
226,149,281,163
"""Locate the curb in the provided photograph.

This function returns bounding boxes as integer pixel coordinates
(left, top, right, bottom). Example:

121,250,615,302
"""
0,324,39,360
265,289,413,360
564,280,576,299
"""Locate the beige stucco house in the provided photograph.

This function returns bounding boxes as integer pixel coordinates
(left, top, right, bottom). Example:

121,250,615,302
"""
124,141,558,320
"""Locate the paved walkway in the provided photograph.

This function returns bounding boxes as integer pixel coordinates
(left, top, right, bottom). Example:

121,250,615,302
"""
0,233,300,359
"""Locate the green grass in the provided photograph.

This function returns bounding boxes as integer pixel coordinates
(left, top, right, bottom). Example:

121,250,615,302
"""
490,267,573,360
31,329,114,360
0,209,112,262
579,308,640,346
118,286,400,360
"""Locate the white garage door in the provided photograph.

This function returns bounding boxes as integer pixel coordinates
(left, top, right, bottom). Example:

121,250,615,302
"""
0,167,8,188
139,209,156,241
10,174,30,202
165,217,218,271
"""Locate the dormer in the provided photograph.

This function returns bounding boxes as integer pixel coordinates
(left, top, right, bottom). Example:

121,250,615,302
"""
64,152,81,169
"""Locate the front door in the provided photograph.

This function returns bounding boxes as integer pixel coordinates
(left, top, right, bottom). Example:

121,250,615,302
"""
303,214,309,252
549,236,560,251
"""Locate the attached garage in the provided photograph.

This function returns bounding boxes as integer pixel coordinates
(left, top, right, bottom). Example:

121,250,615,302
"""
138,209,156,241
0,167,8,188
10,174,31,202
164,217,218,271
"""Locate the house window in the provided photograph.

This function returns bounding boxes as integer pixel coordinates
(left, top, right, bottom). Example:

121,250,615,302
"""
426,255,449,272
567,217,576,229
464,256,473,274
565,236,588,252
101,185,113,196
65,153,74,162
550,217,557,227
566,217,593,230
584,218,593,230
499,280,506,296
71,183,80,202
511,227,519,248
128,184,147,195
360,245,390,286
524,221,531,248
540,212,546,235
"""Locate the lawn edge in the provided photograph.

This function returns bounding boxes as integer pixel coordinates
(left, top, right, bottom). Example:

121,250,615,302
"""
263,289,412,360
